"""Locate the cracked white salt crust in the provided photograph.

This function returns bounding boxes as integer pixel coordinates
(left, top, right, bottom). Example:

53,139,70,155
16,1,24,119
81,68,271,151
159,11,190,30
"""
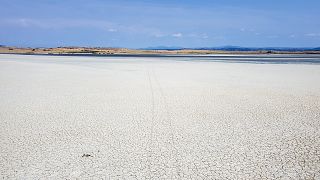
0,54,320,179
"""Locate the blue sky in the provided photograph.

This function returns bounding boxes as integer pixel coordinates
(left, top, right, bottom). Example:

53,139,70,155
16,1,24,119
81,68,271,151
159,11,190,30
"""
1,0,320,48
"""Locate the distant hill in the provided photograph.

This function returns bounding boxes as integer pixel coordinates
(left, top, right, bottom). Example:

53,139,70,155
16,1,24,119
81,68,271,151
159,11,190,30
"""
143,46,320,52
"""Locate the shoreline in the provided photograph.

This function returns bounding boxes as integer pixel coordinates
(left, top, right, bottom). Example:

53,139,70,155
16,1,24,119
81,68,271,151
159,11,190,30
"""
1,46,320,56
1,53,320,65
2,52,320,58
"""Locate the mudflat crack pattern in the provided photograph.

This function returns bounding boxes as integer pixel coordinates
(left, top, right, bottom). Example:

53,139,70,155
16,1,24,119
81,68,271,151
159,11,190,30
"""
0,55,320,179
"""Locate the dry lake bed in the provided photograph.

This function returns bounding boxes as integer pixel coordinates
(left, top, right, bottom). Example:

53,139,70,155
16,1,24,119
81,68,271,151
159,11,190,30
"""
1,54,320,179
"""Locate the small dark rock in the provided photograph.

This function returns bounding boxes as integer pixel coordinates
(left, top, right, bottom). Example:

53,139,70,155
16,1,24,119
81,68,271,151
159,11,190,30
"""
82,154,92,157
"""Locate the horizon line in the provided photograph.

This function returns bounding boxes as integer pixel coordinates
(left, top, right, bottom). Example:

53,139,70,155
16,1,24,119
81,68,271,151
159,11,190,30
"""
1,44,320,50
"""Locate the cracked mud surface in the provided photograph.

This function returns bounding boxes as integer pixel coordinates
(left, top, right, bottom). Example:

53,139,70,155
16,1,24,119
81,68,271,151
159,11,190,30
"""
1,54,320,179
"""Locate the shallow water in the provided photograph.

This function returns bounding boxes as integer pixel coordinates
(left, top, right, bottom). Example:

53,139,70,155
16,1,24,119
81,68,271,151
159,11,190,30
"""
2,53,320,64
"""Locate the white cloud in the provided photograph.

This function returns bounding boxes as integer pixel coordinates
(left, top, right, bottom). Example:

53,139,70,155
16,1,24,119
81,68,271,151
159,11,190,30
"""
305,33,320,37
240,28,256,32
267,35,278,39
187,33,208,39
108,28,118,32
152,32,166,38
172,33,182,38
201,33,209,39
289,34,296,38
1,18,116,30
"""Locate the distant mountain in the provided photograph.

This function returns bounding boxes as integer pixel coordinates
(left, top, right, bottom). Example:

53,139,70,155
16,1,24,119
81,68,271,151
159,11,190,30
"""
143,46,320,51
192,46,320,51
195,46,253,51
